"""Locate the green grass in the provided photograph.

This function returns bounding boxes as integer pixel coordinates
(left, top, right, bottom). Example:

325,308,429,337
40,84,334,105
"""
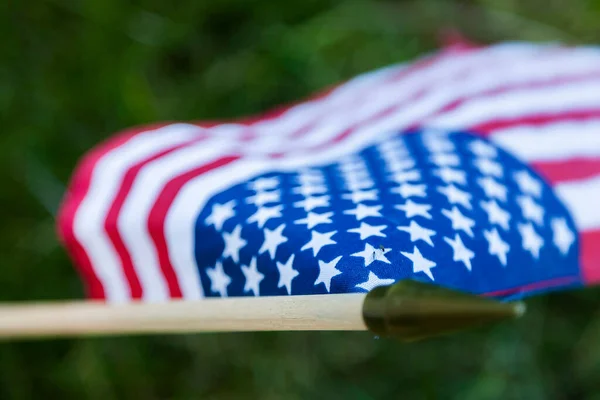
3,0,600,398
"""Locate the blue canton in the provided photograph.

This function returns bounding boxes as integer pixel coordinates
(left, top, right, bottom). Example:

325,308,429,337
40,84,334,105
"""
195,130,582,301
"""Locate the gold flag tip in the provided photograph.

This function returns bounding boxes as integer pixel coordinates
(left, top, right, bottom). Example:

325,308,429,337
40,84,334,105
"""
362,280,527,341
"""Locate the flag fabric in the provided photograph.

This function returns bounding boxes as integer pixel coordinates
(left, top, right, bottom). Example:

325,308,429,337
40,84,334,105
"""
58,41,600,303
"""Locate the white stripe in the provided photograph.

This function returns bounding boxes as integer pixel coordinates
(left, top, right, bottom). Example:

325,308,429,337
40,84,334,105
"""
286,46,600,150
556,175,600,230
426,80,600,129
491,120,600,162
327,63,407,98
118,139,233,301
73,124,202,303
166,162,268,300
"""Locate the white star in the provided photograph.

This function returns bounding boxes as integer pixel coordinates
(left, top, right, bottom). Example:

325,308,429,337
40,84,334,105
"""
301,230,337,257
378,142,408,157
391,183,427,198
424,139,455,153
276,254,299,294
249,177,279,191
438,184,472,209
480,199,511,230
433,167,467,185
297,170,324,185
442,206,475,237
395,200,432,219
351,243,391,267
386,159,416,173
444,234,475,271
355,271,395,291
241,258,264,296
338,158,367,173
247,190,281,206
222,225,247,263
344,204,382,221
258,224,288,259
343,174,371,187
339,166,367,177
348,222,387,240
378,138,407,151
294,195,330,212
292,184,328,197
401,245,437,280
205,200,236,231
341,167,370,179
478,177,507,202
345,175,375,191
474,158,503,177
380,151,410,164
342,189,378,203
397,220,436,246
551,217,575,255
295,211,333,229
514,170,542,198
206,261,231,297
248,205,283,228
342,169,370,180
517,195,544,226
315,256,343,292
422,129,451,141
430,153,461,167
484,228,510,266
469,140,497,158
518,222,544,259
389,170,421,184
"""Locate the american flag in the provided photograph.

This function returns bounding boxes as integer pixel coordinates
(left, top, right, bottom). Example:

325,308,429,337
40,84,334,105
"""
58,42,600,303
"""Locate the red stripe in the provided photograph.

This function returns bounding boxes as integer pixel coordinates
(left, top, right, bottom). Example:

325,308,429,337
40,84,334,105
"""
313,53,481,147
56,122,171,299
319,62,489,147
483,231,600,291
307,52,463,144
324,95,419,146
482,275,580,297
532,159,600,184
103,135,208,299
438,29,480,51
147,156,240,298
471,109,600,134
581,229,600,284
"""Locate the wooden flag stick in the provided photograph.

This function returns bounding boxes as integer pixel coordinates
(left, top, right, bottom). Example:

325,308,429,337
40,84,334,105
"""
0,281,525,340
0,294,367,339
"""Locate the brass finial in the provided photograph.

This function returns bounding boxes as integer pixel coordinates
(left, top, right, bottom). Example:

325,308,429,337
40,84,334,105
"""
362,280,525,341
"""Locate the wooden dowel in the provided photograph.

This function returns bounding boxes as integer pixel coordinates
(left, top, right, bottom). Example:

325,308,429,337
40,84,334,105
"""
0,294,367,339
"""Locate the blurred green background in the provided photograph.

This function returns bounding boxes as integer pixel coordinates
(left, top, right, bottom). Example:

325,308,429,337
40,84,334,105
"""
3,0,600,398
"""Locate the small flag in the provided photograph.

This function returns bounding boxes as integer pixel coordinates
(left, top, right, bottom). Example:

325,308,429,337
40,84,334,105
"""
58,41,600,303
